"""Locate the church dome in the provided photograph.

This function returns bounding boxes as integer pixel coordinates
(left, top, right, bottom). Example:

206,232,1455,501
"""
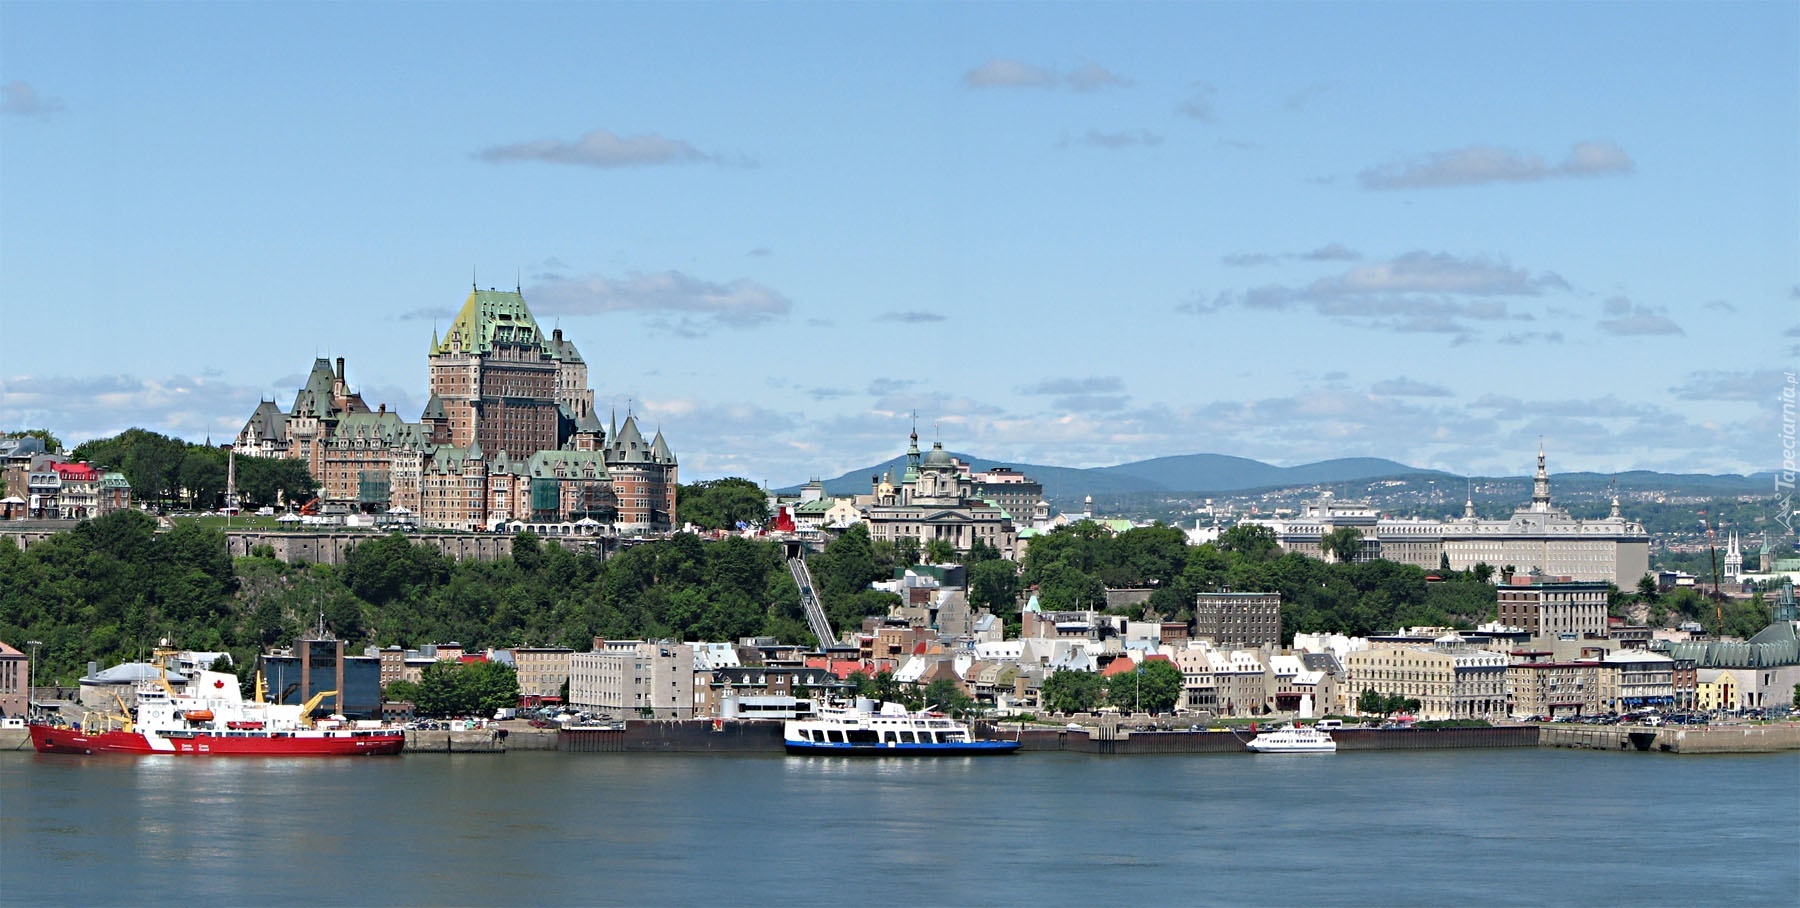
922,441,954,469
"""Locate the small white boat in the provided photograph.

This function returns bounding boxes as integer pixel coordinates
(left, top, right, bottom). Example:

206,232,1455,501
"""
1245,723,1337,753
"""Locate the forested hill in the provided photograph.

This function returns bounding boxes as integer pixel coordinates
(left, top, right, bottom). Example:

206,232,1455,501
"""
4,513,1772,692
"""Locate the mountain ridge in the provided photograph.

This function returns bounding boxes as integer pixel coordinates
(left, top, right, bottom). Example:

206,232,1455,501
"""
776,454,1768,506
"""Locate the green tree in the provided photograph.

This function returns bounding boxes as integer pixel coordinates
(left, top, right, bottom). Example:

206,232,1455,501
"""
1320,527,1364,563
1218,524,1281,561
968,559,1022,614
1041,669,1106,714
677,478,771,530
1105,659,1182,713
920,677,974,718
412,660,520,717
9,428,63,452
966,538,1002,564
383,679,421,703
844,670,875,698
923,538,957,564
342,533,452,607
234,454,318,508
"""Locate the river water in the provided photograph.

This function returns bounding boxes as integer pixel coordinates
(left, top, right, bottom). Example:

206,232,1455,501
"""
2,748,1794,906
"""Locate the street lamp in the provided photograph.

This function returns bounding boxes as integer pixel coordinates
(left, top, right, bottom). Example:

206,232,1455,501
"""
25,640,42,721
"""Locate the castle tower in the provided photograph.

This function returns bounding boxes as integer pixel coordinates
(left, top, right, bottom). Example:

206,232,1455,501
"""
428,288,561,457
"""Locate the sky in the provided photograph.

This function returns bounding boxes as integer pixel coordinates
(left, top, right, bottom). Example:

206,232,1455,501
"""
2,2,1796,488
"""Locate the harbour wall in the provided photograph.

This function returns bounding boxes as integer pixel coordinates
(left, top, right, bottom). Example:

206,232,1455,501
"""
1016,725,1540,754
3,527,529,565
1539,724,1800,754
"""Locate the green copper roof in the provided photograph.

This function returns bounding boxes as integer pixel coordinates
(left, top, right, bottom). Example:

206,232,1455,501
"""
433,289,548,357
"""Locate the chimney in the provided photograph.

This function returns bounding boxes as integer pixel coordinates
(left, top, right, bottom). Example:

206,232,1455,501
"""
335,357,345,381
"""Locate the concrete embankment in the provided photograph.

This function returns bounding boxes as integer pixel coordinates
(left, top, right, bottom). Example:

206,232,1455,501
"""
1017,725,1540,754
1540,723,1800,754
0,728,30,751
403,728,506,753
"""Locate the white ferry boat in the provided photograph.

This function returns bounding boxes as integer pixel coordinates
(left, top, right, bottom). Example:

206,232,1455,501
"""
1244,723,1337,754
783,700,1020,755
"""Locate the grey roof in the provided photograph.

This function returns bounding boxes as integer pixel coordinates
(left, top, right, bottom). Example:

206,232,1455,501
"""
1660,620,1800,668
0,435,48,459
82,662,189,685
611,416,650,464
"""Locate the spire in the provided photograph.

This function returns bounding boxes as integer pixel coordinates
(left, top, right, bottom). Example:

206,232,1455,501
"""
1464,480,1476,520
1609,479,1621,519
1531,443,1551,513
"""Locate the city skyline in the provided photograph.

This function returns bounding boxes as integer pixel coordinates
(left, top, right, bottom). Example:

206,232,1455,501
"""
1,3,1794,487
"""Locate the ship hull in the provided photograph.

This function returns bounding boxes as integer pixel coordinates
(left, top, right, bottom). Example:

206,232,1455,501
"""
783,740,1020,756
30,723,404,756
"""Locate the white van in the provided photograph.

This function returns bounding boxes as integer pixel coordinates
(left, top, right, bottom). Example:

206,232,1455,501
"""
1314,719,1344,730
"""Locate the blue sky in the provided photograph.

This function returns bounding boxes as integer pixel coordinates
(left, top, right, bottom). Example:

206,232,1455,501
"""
2,2,1795,487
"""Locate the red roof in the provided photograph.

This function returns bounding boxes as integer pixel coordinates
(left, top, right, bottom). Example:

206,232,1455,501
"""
50,462,100,480
1101,657,1137,677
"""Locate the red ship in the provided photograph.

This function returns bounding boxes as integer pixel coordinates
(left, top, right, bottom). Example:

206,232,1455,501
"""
30,662,403,757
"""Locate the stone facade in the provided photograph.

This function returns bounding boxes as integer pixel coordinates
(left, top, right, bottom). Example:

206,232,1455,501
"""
1247,449,1650,587
861,430,1019,559
1192,592,1282,650
1344,639,1508,720
569,640,694,719
1496,577,1611,641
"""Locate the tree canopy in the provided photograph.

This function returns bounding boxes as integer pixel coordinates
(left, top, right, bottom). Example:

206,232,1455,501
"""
677,478,771,530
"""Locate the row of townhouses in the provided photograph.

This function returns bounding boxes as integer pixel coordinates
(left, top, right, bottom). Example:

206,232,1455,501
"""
1,435,133,521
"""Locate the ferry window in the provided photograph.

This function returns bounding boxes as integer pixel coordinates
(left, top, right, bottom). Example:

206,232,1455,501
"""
900,731,916,743
827,730,845,743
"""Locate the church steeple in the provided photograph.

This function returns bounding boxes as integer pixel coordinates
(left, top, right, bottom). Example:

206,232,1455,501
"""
1531,443,1551,513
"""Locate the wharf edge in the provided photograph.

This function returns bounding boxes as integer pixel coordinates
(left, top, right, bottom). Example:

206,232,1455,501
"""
10,721,1795,755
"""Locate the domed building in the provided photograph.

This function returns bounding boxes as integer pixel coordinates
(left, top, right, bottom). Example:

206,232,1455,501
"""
862,428,1019,560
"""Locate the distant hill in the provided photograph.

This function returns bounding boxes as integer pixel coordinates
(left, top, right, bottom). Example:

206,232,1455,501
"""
791,452,1455,504
1096,454,1455,494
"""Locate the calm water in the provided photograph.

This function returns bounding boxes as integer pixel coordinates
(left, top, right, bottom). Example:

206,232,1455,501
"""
2,748,1794,906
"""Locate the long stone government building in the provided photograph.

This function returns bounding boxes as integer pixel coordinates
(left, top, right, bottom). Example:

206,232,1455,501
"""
235,285,677,535
1246,448,1649,587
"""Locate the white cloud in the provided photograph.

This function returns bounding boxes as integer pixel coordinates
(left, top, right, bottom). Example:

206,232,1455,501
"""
963,58,1130,92
1063,129,1163,149
1284,82,1330,112
1177,82,1216,121
1371,377,1452,397
476,129,716,168
963,58,1056,88
1596,296,1683,336
1,372,264,449
1669,369,1790,402
1305,252,1566,297
1359,141,1634,190
1066,62,1132,92
528,271,791,334
0,82,64,117
876,311,947,324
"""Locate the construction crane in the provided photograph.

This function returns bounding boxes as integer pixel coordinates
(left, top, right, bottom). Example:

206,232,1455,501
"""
1701,512,1724,631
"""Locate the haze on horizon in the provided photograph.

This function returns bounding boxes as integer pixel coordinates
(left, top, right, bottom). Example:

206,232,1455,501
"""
1,3,1794,488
